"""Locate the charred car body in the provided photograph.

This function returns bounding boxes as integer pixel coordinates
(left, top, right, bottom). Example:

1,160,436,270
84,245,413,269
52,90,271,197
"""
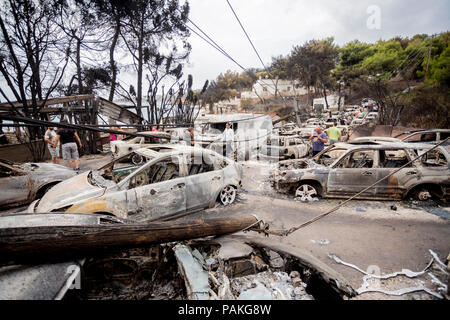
0,159,76,208
258,135,311,161
271,143,450,202
27,145,242,222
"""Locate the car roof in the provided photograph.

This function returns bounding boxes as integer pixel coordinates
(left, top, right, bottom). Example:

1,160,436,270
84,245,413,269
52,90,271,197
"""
352,136,400,142
395,129,450,138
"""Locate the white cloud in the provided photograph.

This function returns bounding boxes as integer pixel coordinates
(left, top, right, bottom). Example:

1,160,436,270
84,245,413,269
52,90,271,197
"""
184,0,450,88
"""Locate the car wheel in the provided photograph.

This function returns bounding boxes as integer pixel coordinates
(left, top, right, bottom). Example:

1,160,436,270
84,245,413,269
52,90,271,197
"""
219,185,237,206
295,184,319,202
414,188,433,201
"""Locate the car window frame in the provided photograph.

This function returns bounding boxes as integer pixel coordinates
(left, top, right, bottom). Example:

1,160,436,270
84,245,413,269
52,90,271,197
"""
332,148,378,169
377,148,414,169
183,150,227,176
416,147,449,168
117,153,184,190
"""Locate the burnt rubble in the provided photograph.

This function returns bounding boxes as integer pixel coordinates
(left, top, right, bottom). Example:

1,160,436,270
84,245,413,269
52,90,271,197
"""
62,238,356,301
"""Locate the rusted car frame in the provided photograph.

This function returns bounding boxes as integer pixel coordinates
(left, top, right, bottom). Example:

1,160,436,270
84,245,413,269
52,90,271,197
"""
259,135,311,161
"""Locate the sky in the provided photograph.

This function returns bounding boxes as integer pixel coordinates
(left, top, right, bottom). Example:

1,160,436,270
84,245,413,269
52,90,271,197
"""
183,0,450,88
0,0,448,103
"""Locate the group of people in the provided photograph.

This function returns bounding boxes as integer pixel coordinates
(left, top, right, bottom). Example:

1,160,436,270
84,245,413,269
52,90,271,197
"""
44,120,82,172
310,122,342,156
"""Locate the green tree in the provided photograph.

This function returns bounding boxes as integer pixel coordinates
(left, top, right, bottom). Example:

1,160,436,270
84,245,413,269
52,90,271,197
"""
287,37,339,106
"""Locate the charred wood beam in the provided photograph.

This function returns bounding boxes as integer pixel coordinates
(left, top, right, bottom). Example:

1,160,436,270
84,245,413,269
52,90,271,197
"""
0,215,258,264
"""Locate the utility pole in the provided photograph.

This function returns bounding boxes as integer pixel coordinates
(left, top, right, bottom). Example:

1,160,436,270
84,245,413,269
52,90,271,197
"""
425,35,434,80
293,99,302,127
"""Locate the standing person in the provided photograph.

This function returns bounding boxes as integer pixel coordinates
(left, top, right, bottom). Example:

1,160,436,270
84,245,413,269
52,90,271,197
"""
223,123,234,159
109,127,117,142
188,128,195,147
44,126,60,164
183,128,195,146
53,120,82,172
326,122,342,145
310,126,328,156
151,125,160,143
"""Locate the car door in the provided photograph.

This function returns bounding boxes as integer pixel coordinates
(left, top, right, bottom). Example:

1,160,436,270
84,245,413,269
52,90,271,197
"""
0,163,31,207
327,149,378,198
124,155,186,222
184,151,223,211
374,148,416,199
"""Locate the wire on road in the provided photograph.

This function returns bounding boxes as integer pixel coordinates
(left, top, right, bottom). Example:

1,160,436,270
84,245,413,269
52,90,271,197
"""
249,137,450,237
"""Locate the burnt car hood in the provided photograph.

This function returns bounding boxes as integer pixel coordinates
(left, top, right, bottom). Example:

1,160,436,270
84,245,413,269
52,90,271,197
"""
36,171,105,212
23,163,76,182
278,159,326,171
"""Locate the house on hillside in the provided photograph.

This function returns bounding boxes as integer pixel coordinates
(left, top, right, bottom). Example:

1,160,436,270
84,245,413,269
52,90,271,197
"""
252,79,307,97
313,95,345,112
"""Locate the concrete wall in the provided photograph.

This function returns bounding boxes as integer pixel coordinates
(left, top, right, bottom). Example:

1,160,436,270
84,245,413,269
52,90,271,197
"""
0,141,51,163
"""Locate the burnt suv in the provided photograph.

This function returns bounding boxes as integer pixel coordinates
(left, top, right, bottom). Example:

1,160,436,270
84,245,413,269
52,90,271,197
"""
271,142,450,202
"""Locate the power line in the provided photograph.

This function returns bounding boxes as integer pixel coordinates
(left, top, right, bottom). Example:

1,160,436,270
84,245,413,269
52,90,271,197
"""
185,24,246,71
185,16,289,99
225,0,288,106
389,33,441,77
252,137,450,237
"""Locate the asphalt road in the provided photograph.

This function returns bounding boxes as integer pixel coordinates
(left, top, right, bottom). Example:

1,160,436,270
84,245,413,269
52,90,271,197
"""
188,161,450,299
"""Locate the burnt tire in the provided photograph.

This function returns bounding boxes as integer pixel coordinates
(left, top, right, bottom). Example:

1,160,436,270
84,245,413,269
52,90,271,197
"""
295,184,319,202
413,188,433,201
219,185,237,206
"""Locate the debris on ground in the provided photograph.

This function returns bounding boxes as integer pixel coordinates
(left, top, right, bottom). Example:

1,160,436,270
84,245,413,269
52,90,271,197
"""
56,235,358,301
328,249,449,300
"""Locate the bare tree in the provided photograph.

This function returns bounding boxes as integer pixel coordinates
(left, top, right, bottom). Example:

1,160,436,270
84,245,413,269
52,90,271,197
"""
0,0,70,161
120,0,191,118
353,77,406,126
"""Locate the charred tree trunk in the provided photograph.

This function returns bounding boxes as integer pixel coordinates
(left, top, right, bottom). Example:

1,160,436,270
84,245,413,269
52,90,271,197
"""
323,85,329,110
0,215,258,264
108,16,121,102
135,15,144,119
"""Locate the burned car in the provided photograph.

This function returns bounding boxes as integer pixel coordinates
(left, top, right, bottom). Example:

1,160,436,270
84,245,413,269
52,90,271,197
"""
396,129,450,145
259,135,311,161
0,159,76,208
27,145,243,221
271,143,450,202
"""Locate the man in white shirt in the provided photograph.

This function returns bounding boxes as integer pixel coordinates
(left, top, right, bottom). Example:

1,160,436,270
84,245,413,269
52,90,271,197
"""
44,126,60,164
223,123,235,159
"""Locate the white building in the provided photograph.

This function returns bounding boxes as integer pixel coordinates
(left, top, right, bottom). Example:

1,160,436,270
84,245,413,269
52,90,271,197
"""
252,79,308,97
313,95,345,111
